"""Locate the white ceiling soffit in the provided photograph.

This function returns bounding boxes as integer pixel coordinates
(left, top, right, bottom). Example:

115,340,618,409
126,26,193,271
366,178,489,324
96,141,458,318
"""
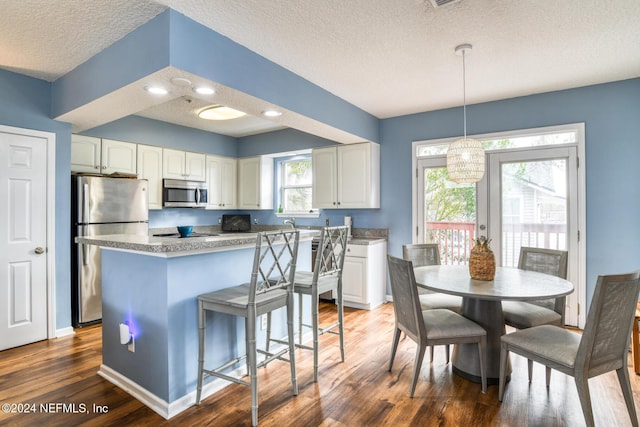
3,0,640,135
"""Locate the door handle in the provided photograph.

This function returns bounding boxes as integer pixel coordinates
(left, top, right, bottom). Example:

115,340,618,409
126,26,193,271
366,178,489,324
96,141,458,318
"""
34,247,45,255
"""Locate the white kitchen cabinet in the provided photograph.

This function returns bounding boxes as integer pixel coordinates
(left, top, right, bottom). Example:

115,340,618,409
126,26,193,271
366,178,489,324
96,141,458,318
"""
71,135,137,175
238,156,273,210
206,155,237,209
137,144,163,210
162,148,206,181
342,240,387,310
312,142,380,209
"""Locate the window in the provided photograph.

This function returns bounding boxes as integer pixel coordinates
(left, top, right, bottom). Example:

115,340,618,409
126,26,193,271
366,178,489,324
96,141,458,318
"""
278,156,317,215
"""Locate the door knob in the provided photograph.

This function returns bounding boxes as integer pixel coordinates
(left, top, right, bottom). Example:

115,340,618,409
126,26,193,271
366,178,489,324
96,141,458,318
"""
34,247,45,254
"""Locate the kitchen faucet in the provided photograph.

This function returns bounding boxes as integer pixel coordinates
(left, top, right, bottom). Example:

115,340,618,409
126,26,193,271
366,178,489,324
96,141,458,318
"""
283,217,296,229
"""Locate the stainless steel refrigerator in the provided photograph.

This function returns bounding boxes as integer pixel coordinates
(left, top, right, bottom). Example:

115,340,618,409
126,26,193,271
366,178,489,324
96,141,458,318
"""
71,175,149,327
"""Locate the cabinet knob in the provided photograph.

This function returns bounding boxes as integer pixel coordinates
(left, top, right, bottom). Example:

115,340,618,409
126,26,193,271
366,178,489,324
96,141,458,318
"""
102,166,106,169
333,201,337,205
35,247,45,255
94,166,99,169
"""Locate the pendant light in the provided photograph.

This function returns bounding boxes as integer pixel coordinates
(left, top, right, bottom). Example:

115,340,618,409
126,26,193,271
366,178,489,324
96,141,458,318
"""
446,44,485,184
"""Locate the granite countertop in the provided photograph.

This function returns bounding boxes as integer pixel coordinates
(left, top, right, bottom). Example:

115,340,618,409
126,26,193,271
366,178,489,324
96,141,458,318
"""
76,229,319,257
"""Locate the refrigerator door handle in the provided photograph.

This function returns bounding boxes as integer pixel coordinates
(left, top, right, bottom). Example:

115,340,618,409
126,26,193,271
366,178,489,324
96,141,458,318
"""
82,183,90,224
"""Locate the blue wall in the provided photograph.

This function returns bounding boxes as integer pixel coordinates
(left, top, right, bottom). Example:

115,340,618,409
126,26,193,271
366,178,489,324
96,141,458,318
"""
381,78,640,308
0,69,72,330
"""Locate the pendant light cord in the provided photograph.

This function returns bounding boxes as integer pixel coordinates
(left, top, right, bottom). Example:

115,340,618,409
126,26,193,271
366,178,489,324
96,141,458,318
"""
462,49,467,140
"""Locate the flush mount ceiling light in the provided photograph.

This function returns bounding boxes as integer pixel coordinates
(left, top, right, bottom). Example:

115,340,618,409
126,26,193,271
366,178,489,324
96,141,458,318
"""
262,109,282,117
446,44,485,184
198,105,246,120
194,86,215,95
170,77,192,87
144,85,168,95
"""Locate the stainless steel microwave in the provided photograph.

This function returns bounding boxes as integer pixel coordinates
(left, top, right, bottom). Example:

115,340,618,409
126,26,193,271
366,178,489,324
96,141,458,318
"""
162,179,208,208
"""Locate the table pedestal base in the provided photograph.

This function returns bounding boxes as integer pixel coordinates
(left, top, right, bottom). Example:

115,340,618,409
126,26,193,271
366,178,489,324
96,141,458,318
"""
451,298,511,384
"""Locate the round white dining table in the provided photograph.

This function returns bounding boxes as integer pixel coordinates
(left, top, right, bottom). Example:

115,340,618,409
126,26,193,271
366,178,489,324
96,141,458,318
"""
413,265,574,384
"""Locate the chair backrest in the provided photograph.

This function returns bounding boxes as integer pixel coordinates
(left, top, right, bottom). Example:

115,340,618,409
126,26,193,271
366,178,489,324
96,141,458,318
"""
387,255,426,342
518,247,568,279
576,271,640,376
402,243,441,267
249,229,300,304
518,247,569,315
313,226,349,281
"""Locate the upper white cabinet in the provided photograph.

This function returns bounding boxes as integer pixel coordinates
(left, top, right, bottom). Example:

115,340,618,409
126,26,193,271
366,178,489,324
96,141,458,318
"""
312,142,380,209
137,144,163,210
238,156,273,210
162,148,206,181
71,135,137,175
206,155,237,209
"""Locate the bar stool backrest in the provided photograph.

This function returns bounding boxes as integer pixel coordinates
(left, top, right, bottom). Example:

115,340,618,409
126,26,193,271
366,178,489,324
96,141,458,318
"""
314,226,349,282
250,230,300,303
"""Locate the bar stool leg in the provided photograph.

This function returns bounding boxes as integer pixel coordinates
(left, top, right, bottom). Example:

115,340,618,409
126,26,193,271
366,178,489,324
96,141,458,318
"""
287,292,299,395
196,300,206,404
337,284,345,362
312,289,319,382
265,312,272,353
298,292,304,345
246,313,258,427
633,314,640,375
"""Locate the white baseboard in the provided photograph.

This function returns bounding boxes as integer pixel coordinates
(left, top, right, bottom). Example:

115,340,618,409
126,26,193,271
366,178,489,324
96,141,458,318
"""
55,326,75,338
98,363,244,419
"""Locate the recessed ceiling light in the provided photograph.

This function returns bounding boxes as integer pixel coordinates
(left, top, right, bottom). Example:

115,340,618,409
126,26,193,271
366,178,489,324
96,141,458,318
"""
144,85,168,95
262,109,282,117
198,105,246,120
194,86,215,95
170,77,192,87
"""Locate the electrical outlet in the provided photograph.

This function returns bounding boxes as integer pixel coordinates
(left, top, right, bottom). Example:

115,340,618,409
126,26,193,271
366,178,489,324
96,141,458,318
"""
260,315,267,330
218,217,222,224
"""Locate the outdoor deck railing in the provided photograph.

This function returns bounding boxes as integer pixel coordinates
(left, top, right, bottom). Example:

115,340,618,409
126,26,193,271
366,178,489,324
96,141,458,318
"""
427,221,566,266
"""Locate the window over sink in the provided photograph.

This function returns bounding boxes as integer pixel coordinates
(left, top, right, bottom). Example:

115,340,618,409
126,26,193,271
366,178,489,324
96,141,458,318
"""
276,154,318,217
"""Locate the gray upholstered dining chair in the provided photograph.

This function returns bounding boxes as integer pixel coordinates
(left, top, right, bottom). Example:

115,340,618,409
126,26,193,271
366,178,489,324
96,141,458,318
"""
502,247,569,330
402,244,462,313
195,230,300,427
498,271,640,427
403,244,463,363
267,225,349,382
387,255,487,396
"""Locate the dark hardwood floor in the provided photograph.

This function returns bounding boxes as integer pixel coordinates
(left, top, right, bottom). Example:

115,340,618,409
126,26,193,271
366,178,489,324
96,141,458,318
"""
1,302,638,426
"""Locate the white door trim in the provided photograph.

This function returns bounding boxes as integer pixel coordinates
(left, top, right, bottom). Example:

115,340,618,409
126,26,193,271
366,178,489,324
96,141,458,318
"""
0,125,56,339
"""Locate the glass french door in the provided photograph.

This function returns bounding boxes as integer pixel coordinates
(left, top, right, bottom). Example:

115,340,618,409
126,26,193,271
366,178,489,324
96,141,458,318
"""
417,146,579,326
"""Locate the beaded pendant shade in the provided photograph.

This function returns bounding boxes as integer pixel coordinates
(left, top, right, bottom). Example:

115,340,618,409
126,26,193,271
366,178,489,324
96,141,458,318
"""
446,44,485,184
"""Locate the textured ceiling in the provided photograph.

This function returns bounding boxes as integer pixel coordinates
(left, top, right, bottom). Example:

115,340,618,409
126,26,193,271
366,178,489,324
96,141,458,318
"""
1,0,639,137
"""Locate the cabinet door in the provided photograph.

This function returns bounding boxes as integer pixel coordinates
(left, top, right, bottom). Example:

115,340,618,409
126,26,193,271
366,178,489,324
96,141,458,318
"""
220,157,237,209
238,157,261,209
163,148,186,179
137,145,163,209
312,147,338,208
71,135,101,173
337,143,371,208
342,256,367,304
102,139,137,175
185,152,206,181
206,156,222,208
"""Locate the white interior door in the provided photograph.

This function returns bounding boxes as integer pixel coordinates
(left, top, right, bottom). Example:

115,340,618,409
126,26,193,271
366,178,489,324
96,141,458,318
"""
0,129,49,350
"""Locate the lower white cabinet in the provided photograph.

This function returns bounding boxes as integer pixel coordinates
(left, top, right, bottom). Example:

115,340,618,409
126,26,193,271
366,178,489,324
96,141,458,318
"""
342,240,387,310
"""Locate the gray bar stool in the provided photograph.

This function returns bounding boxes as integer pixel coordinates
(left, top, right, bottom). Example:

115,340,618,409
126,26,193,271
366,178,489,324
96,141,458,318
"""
267,226,349,382
195,229,300,427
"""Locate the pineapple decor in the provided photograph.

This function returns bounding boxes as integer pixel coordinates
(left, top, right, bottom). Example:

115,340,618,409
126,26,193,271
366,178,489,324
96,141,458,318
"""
469,236,496,281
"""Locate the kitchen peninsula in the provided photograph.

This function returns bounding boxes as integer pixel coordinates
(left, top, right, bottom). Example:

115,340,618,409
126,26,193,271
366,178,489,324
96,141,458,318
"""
76,230,315,419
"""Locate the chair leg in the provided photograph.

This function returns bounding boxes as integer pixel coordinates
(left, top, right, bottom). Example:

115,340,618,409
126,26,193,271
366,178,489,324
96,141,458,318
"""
545,367,552,387
410,344,427,398
445,344,450,364
265,312,272,353
477,336,487,394
633,315,640,375
616,366,639,427
498,342,509,402
338,287,345,362
196,300,206,405
312,292,319,382
298,292,304,345
429,346,434,363
574,374,595,427
527,359,533,382
388,327,401,371
246,316,258,427
287,293,298,395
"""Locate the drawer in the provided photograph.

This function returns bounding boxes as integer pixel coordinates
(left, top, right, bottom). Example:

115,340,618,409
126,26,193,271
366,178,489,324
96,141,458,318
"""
345,244,368,258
